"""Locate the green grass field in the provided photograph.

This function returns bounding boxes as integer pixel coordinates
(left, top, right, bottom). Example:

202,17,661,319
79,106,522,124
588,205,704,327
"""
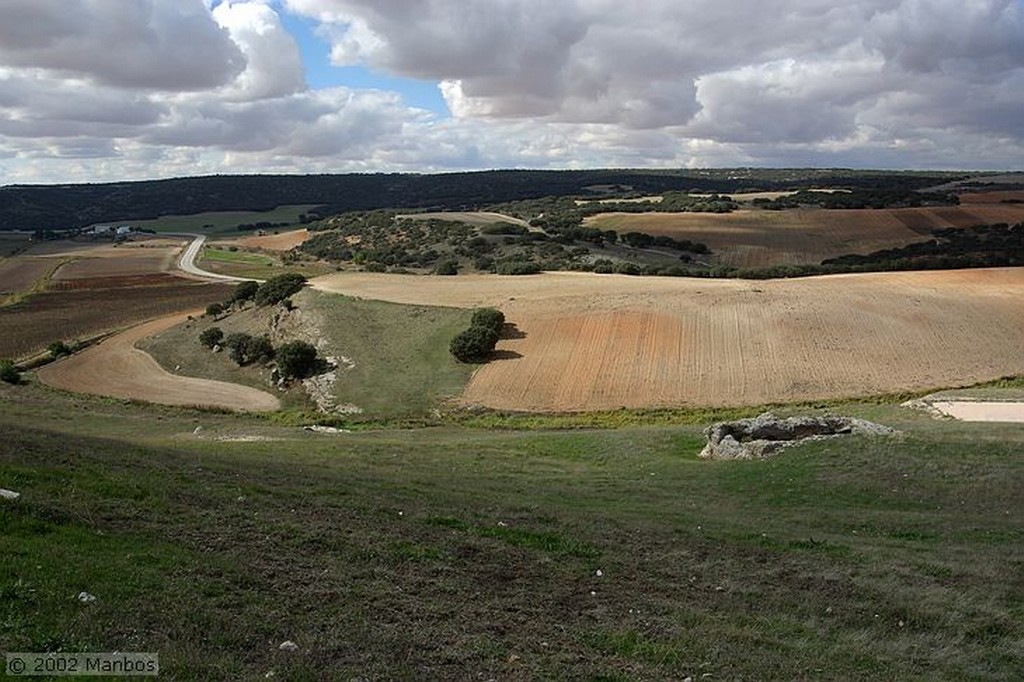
115,205,320,237
1,381,1022,680
196,246,333,280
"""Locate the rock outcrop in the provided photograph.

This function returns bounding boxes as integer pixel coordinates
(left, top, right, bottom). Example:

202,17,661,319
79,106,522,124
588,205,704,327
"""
700,412,895,460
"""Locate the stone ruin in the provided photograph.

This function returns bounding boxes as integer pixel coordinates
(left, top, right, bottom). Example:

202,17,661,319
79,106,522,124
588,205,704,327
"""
700,412,896,460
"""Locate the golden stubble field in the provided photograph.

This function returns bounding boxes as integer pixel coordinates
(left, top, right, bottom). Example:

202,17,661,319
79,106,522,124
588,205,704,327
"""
585,200,1024,268
313,269,1024,412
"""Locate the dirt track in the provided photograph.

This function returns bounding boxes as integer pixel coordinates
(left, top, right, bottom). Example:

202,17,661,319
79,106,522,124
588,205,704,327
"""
37,313,280,412
313,269,1024,411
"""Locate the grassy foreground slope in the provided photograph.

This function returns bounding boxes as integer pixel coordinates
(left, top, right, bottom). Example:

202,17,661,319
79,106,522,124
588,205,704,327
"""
1,383,1022,680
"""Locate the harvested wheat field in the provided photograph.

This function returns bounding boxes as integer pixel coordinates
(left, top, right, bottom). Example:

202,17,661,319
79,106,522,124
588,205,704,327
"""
224,228,312,251
37,312,280,412
313,269,1024,411
587,203,1024,268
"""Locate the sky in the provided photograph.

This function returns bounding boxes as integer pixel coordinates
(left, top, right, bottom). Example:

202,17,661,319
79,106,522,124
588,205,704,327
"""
1,0,1023,185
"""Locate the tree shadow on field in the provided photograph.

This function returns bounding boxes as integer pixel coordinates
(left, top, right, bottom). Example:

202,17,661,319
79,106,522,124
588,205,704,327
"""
501,323,526,340
489,350,523,361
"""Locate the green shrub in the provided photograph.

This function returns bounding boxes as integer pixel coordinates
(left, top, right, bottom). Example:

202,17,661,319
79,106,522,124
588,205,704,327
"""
48,341,72,359
276,340,320,379
205,302,224,317
231,280,259,304
470,308,505,335
0,360,19,385
223,332,253,365
450,325,500,363
494,261,542,275
434,259,459,276
254,273,306,306
199,327,224,349
223,333,275,366
245,336,276,365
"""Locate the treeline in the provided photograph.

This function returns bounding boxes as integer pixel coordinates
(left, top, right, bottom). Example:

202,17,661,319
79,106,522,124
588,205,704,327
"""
0,169,971,231
299,211,710,275
753,188,959,210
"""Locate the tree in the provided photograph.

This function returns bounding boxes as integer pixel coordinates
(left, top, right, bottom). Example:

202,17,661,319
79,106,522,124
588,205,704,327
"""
470,307,505,334
231,280,259,304
205,302,224,317
449,325,500,363
48,341,72,359
276,340,320,379
246,336,276,365
223,332,253,365
254,273,307,306
199,327,224,349
0,360,19,385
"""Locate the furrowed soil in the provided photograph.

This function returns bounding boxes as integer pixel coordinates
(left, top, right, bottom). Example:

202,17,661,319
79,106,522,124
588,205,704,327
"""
0,277,233,360
313,268,1024,412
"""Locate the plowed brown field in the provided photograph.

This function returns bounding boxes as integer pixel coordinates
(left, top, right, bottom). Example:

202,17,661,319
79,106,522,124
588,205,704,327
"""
37,312,280,412
0,278,233,360
313,269,1024,411
586,202,1024,268
0,257,58,299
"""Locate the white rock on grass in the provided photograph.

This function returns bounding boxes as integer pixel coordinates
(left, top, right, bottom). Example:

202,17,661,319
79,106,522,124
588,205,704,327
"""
77,592,97,603
278,641,299,651
0,488,20,501
700,412,896,460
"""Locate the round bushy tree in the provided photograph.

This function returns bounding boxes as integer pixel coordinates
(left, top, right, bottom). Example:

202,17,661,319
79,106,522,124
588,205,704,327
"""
231,280,259,304
449,325,500,363
205,302,224,317
470,308,505,335
246,336,276,365
199,327,224,349
223,332,253,365
276,340,320,379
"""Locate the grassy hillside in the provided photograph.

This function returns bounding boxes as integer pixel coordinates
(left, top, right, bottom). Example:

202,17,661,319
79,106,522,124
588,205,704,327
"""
141,289,476,419
1,382,1021,680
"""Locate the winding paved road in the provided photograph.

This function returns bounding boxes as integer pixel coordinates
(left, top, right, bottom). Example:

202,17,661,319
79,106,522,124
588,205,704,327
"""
173,233,263,282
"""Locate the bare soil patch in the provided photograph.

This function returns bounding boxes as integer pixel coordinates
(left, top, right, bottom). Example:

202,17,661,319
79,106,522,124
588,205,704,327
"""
221,229,312,252
929,401,1024,423
37,312,280,412
0,257,59,299
313,269,1024,412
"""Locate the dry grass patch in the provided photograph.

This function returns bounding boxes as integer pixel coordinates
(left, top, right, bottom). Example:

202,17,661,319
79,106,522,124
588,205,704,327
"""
220,228,312,252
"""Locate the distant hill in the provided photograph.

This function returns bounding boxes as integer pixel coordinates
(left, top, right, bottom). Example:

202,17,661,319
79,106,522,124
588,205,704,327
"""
0,169,972,231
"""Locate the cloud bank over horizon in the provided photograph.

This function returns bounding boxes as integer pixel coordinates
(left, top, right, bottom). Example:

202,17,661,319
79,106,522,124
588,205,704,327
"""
1,0,1023,183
